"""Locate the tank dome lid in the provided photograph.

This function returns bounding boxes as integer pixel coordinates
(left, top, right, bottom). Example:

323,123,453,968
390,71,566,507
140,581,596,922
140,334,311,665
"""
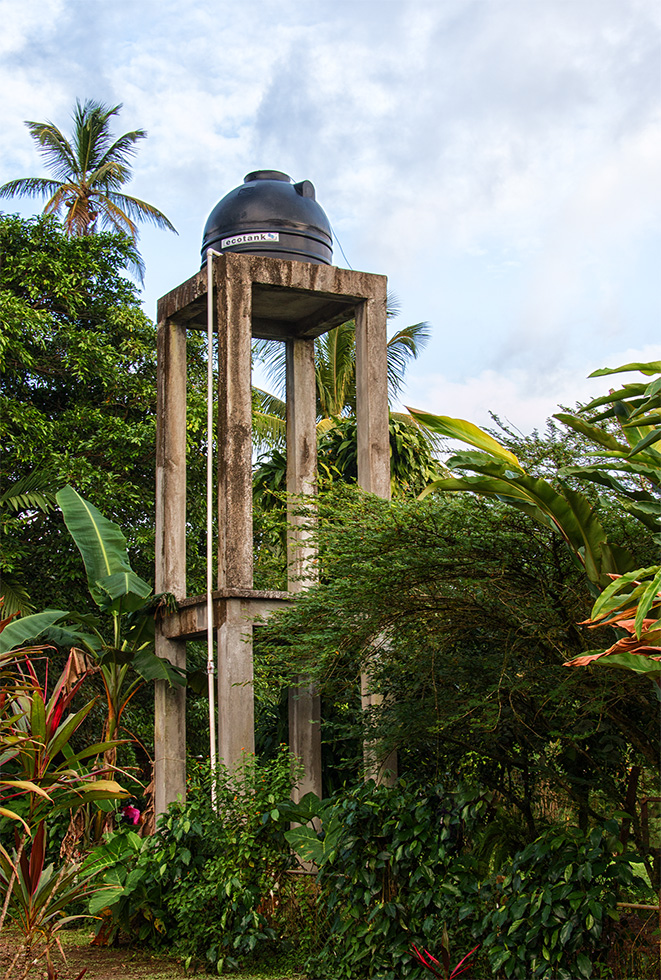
201,171,333,266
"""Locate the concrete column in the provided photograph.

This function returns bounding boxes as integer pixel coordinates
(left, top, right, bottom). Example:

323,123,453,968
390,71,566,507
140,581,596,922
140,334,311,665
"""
361,669,398,785
215,266,253,589
355,294,390,498
154,320,188,816
217,600,255,765
286,338,322,801
215,264,254,769
355,292,398,784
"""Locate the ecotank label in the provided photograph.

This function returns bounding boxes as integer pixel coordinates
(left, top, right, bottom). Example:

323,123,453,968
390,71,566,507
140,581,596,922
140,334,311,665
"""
221,232,280,248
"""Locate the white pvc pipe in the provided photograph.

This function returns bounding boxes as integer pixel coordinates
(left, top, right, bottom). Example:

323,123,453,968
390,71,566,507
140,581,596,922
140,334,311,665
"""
206,248,222,804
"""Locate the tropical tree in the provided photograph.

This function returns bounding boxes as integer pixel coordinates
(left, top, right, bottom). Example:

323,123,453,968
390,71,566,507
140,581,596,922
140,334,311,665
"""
407,360,661,689
0,214,209,616
252,303,433,446
259,481,658,862
0,99,175,276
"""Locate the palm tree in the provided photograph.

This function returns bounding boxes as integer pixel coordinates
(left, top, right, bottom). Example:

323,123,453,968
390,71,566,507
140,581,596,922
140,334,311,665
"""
252,297,433,446
0,99,176,274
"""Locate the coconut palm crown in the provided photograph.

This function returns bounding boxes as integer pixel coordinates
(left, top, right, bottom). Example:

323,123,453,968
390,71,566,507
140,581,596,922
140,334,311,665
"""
252,297,434,448
0,99,176,272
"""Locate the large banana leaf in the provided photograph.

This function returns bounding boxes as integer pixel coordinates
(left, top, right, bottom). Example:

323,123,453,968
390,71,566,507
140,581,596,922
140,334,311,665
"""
419,451,631,584
407,408,522,468
553,413,626,452
0,610,68,658
589,361,661,378
0,610,102,660
56,486,151,608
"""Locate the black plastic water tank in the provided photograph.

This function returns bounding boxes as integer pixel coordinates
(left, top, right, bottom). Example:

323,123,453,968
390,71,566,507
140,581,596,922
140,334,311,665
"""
201,170,333,266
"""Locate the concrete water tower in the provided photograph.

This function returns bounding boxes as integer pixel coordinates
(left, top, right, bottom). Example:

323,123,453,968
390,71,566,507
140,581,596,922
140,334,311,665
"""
153,171,391,816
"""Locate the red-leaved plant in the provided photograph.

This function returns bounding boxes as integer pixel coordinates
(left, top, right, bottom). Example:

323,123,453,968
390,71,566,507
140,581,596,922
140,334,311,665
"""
412,924,479,980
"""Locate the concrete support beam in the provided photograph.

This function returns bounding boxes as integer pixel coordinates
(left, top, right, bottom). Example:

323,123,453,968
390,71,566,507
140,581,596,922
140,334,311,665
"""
286,338,322,801
215,267,254,770
360,671,398,786
217,599,255,764
355,291,398,784
355,294,390,498
286,338,317,586
215,268,253,589
154,320,188,816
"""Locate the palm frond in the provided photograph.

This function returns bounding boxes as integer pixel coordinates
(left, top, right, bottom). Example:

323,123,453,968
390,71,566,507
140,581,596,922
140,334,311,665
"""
104,191,177,232
253,412,286,450
0,177,63,200
386,321,431,401
88,160,134,191
0,574,35,618
253,387,286,419
1,471,56,513
252,388,286,450
97,130,147,172
252,339,287,397
386,290,401,319
71,100,121,173
316,321,356,418
25,120,79,181
92,195,138,238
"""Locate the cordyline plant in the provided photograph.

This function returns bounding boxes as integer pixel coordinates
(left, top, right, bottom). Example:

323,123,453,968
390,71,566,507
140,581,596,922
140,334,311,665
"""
0,620,128,979
411,926,480,980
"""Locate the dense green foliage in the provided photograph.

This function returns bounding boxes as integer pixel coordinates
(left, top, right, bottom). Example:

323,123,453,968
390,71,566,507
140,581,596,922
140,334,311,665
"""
299,780,484,980
86,750,311,973
0,212,207,616
481,820,647,979
1,213,157,612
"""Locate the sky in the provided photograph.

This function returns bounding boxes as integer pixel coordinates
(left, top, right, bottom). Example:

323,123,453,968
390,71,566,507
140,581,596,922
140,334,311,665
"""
1,0,660,433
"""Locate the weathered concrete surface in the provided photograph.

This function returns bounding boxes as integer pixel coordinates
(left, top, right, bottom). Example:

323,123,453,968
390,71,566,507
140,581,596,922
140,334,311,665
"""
154,321,188,816
355,286,398,784
155,253,392,805
289,679,322,800
160,588,291,640
286,338,317,587
356,293,390,498
217,599,255,765
156,254,387,339
216,271,253,590
286,337,322,800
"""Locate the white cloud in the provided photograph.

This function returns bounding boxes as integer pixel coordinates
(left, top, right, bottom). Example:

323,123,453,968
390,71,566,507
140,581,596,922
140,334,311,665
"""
403,344,661,434
0,0,658,430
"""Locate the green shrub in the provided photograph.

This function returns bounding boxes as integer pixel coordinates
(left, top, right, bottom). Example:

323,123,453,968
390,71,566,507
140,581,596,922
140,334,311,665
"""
480,819,654,979
86,747,305,972
303,780,487,980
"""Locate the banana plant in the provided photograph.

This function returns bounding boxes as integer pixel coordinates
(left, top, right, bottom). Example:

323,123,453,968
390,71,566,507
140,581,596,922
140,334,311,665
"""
555,360,661,542
0,486,186,762
406,408,634,588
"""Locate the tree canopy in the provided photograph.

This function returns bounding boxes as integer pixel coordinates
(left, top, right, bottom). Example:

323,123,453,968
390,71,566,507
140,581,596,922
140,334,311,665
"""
0,213,206,615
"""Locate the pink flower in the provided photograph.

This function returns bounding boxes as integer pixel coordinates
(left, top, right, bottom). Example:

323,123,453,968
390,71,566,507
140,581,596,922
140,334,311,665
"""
121,804,141,825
